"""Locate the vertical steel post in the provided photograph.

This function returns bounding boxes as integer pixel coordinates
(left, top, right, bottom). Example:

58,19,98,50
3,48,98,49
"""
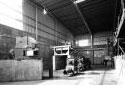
91,35,93,49
117,38,119,55
91,34,94,64
35,7,38,41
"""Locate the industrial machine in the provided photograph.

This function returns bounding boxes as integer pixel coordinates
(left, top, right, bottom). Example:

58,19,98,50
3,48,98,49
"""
52,45,91,76
13,36,39,59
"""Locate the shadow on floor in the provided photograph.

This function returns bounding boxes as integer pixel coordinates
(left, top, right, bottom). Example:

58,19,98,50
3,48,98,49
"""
43,65,115,81
43,72,91,80
91,65,115,71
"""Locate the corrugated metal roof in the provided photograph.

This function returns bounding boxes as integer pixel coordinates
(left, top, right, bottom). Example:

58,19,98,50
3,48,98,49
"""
29,0,116,36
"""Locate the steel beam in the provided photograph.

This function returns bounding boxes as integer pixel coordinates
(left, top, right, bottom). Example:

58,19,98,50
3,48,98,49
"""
119,45,125,54
116,0,125,38
118,38,119,55
70,0,92,36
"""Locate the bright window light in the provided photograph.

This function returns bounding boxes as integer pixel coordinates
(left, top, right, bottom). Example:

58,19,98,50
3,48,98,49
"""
78,39,89,46
0,0,23,30
75,0,86,3
27,50,34,56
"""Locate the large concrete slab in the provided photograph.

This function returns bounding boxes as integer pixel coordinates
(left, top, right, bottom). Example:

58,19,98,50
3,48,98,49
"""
0,60,43,82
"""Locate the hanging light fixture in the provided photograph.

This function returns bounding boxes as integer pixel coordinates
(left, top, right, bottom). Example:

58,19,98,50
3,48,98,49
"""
87,51,89,54
43,8,47,15
75,0,86,4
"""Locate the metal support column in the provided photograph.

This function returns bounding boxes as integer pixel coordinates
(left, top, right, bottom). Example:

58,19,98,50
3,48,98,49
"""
91,35,93,49
116,0,125,38
90,34,94,64
35,7,38,41
117,38,119,55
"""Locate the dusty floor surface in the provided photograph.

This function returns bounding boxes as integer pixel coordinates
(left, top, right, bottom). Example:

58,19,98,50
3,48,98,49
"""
0,58,125,85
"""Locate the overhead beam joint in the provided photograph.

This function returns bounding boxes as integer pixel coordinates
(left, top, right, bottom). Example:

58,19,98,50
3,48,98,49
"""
70,0,92,36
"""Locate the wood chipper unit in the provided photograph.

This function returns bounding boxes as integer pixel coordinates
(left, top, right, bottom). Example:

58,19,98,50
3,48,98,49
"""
13,36,39,59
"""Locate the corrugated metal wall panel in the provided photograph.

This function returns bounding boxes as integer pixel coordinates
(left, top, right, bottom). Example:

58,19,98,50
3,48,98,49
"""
23,1,35,19
93,32,113,45
38,13,54,29
23,0,73,45
75,32,113,46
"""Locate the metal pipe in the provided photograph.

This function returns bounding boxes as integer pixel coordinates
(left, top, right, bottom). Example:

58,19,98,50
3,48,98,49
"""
35,7,38,41
70,0,92,36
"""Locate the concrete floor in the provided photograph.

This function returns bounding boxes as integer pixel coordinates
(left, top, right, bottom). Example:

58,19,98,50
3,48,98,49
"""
0,57,125,85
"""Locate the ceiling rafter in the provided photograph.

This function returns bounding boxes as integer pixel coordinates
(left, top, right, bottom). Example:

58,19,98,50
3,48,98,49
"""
64,21,85,26
40,0,63,7
79,1,113,12
79,0,104,5
29,0,115,36
60,14,78,19
82,8,112,18
79,0,112,8
57,12,77,18
50,5,76,15
44,0,68,8
49,2,72,12
62,18,81,22
70,0,92,35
